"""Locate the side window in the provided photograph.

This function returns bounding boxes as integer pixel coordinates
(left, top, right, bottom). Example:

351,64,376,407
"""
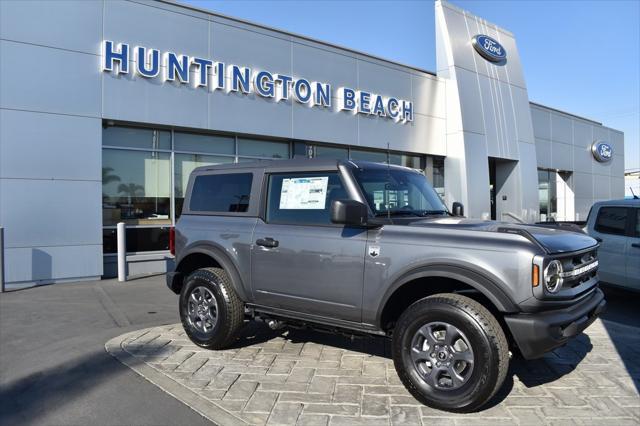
635,208,640,238
189,173,252,213
266,172,348,225
594,207,628,236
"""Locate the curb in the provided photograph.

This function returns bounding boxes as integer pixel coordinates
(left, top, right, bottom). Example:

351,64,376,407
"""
105,328,249,426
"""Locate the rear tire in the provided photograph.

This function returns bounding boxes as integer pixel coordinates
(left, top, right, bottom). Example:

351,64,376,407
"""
392,293,509,412
179,267,244,349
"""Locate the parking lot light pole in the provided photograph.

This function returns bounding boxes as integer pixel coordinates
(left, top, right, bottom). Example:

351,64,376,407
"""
0,227,5,293
117,222,126,282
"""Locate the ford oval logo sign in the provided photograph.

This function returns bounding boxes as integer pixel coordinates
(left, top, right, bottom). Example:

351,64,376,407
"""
591,141,613,162
472,35,507,64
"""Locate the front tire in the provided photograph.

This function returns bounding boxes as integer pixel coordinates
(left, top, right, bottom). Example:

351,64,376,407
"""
392,293,509,412
179,267,244,349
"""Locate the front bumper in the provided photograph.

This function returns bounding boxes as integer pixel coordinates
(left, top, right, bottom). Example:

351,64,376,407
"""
504,288,606,359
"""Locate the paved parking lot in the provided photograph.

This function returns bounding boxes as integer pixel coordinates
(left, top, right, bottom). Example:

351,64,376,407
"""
2,277,638,425
107,316,640,425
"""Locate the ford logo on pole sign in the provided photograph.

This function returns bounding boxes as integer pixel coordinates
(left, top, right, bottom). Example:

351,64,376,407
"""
472,35,507,64
591,141,613,162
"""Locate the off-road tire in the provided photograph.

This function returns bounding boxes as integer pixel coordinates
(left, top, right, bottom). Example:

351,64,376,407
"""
392,293,509,412
179,267,244,349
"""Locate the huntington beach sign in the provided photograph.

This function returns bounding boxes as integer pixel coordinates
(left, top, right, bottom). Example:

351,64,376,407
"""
101,41,414,124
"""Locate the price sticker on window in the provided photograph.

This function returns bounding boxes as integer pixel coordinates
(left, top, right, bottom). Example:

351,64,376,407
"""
279,177,329,209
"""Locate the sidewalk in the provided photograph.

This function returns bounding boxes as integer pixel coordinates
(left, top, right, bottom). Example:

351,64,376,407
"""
106,317,640,425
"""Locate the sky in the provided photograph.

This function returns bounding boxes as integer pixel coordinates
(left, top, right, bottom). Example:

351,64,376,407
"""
184,0,640,171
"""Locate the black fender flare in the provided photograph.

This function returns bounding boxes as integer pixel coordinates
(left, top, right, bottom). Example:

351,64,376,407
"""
375,263,519,327
174,243,249,302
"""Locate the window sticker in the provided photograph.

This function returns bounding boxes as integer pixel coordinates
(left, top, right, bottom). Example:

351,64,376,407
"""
279,177,329,209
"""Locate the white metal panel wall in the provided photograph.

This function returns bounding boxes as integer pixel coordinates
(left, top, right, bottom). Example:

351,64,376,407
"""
101,0,446,155
0,0,446,286
435,0,539,221
530,104,625,220
0,1,104,286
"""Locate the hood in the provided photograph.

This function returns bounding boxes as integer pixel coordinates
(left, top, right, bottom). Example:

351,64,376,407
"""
408,217,598,254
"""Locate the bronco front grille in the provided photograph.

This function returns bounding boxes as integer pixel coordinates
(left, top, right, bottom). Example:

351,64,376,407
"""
557,248,599,289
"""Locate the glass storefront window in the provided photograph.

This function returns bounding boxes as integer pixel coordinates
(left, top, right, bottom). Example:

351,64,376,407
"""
102,125,295,254
174,153,234,217
238,138,289,159
103,126,171,150
431,157,445,198
538,169,557,221
315,145,349,159
101,125,445,254
390,154,422,169
174,132,235,155
103,227,170,254
350,149,388,163
102,149,171,225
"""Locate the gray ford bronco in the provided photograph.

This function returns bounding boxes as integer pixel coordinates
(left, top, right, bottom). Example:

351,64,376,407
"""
167,158,605,412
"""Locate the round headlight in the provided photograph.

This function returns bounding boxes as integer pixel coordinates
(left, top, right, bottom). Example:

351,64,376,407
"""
544,260,563,293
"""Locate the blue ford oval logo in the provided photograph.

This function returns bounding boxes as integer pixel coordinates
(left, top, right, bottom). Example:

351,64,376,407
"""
472,35,507,64
591,141,613,162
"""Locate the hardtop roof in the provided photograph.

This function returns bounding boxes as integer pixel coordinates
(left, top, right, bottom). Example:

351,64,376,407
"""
191,158,418,174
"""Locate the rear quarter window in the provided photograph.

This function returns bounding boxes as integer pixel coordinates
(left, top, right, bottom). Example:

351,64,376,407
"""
594,207,627,236
189,173,253,213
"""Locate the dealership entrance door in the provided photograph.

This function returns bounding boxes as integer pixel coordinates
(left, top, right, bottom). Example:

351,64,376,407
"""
488,157,520,221
489,159,497,220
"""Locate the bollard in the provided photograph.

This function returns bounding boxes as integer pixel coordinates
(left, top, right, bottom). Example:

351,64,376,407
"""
117,222,127,282
0,227,5,293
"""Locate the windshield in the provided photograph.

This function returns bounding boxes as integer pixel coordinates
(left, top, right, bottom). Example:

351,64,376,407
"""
353,167,448,217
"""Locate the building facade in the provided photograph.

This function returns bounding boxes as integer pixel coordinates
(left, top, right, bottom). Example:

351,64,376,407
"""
0,0,624,287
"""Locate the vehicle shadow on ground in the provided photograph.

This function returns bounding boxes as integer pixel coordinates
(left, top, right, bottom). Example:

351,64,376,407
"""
229,321,594,409
0,351,146,425
600,286,640,394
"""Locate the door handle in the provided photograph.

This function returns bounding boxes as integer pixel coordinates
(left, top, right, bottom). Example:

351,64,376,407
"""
256,237,279,248
632,243,640,248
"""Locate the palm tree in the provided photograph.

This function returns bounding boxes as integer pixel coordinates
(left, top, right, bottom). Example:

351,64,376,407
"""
102,167,121,185
118,183,145,204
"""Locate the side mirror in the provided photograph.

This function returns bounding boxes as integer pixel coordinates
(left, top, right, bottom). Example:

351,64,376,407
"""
331,199,369,226
452,202,464,217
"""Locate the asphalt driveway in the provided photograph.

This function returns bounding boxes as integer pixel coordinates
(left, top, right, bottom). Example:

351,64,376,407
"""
0,276,211,425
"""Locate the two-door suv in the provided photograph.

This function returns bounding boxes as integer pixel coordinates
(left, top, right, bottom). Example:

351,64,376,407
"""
167,158,605,412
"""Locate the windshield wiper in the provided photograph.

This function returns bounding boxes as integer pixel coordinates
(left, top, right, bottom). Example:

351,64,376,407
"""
417,210,449,216
374,211,424,217
374,210,450,218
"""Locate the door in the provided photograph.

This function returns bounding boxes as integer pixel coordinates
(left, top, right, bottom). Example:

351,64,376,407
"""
625,207,640,290
489,158,496,220
592,206,629,287
250,171,367,322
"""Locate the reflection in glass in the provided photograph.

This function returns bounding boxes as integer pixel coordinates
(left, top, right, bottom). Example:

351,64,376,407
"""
102,149,171,225
174,132,235,155
190,173,253,213
353,168,447,216
315,145,349,159
103,126,170,150
103,227,170,253
432,157,445,198
174,154,234,217
538,169,557,221
238,138,289,158
350,149,388,164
